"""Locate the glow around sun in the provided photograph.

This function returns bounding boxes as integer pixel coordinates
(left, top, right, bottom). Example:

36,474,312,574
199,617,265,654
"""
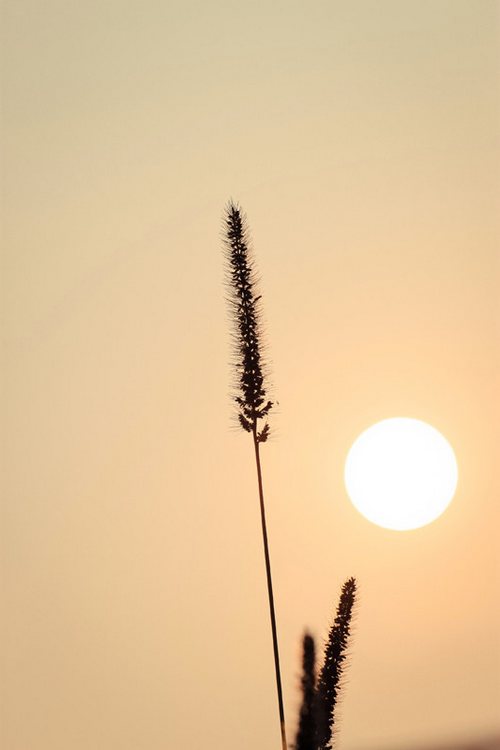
344,418,458,531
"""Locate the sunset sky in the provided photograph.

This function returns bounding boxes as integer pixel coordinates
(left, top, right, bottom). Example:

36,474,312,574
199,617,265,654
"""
2,2,499,749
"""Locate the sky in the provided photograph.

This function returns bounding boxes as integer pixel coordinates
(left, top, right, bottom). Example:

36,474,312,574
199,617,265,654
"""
1,2,499,749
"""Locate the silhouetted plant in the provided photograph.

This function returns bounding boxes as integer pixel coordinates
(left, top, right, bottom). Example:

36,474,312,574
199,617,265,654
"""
223,201,286,750
316,577,357,750
294,578,357,750
296,633,317,750
223,203,357,750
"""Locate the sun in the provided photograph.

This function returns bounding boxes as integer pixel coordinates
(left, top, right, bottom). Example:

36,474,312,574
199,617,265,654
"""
344,418,458,531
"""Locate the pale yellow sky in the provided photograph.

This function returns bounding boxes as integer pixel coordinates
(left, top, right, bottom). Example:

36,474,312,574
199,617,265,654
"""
2,2,499,749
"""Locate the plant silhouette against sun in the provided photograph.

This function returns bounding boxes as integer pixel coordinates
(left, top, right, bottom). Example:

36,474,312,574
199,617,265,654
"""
316,577,357,750
295,578,357,750
223,203,357,750
223,201,286,750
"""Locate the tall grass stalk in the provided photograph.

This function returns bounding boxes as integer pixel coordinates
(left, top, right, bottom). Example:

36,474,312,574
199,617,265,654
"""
223,201,287,750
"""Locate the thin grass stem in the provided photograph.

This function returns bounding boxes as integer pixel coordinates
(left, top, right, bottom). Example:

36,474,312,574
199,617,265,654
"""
223,201,287,750
253,428,287,750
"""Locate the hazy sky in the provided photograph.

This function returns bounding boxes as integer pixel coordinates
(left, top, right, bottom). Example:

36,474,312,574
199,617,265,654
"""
2,2,499,749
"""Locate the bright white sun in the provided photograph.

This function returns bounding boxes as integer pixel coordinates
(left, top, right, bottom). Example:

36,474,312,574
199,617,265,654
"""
344,418,458,531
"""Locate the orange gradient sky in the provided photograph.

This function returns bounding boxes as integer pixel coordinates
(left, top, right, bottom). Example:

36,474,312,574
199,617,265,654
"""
2,2,499,749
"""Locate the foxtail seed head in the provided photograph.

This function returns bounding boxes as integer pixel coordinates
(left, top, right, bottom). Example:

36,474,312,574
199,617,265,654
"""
316,577,357,750
223,201,272,442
